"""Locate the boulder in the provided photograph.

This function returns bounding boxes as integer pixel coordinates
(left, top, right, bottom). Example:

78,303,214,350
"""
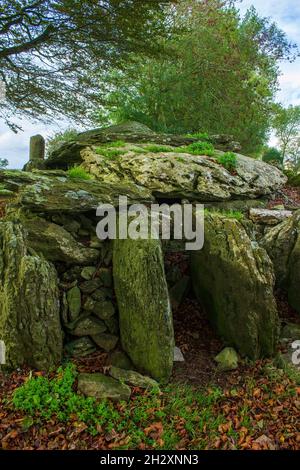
81,147,286,202
65,337,97,357
261,210,300,313
37,122,287,202
81,266,96,280
83,298,115,320
109,350,134,370
0,221,62,369
45,121,241,169
109,367,159,389
0,169,153,213
66,286,81,321
91,333,119,352
69,316,107,336
113,237,174,382
79,279,103,293
215,347,239,371
78,373,131,401
249,208,293,225
191,214,279,359
21,215,100,265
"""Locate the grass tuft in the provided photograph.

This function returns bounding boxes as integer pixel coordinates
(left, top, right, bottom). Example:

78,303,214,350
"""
67,166,91,180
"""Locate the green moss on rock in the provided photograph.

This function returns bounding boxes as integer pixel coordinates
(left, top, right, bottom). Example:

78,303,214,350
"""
191,215,279,359
113,237,174,383
0,221,62,369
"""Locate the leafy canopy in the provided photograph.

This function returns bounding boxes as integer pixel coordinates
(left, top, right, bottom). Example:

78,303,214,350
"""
95,0,297,154
0,0,175,131
272,105,300,170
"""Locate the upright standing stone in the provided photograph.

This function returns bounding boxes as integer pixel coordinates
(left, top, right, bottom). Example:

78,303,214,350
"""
30,134,45,162
191,214,279,359
113,237,174,383
0,221,63,369
23,134,45,170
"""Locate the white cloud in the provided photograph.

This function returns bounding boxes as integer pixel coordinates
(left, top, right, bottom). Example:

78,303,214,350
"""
0,118,77,169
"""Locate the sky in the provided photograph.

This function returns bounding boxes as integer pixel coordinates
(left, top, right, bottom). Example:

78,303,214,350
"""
1,0,300,169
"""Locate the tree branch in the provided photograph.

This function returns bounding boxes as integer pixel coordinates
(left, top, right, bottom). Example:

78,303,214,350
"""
0,24,55,58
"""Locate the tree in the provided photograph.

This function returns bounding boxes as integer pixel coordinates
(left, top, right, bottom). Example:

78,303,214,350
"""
273,105,300,169
95,1,297,154
0,0,174,131
262,147,283,166
0,157,8,168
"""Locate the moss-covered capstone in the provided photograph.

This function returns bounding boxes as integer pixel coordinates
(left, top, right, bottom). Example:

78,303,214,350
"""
191,214,279,359
0,221,63,369
113,237,174,383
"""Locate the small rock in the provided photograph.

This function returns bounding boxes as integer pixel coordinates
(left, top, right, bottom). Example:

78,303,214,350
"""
174,346,185,362
83,298,115,320
79,279,102,294
215,347,239,371
83,297,96,312
52,214,81,234
105,316,119,335
109,367,159,390
89,235,103,249
93,301,115,320
92,333,119,352
81,266,96,280
92,288,113,301
253,434,276,450
98,268,112,287
109,351,133,370
66,286,81,321
62,266,82,282
78,373,131,401
71,316,107,336
249,208,292,226
65,337,96,357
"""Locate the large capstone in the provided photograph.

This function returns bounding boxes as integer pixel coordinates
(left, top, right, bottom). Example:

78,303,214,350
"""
113,237,174,383
0,221,63,369
191,214,279,359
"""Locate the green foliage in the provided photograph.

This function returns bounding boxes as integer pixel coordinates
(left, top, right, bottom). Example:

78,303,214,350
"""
10,361,299,449
95,147,125,160
105,140,126,148
284,170,300,187
262,147,283,164
217,152,237,172
185,132,211,142
0,158,8,169
205,208,244,221
12,363,225,447
95,2,297,154
12,364,118,428
67,166,91,180
272,105,300,169
183,141,215,156
0,1,172,131
145,144,173,153
47,128,78,155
